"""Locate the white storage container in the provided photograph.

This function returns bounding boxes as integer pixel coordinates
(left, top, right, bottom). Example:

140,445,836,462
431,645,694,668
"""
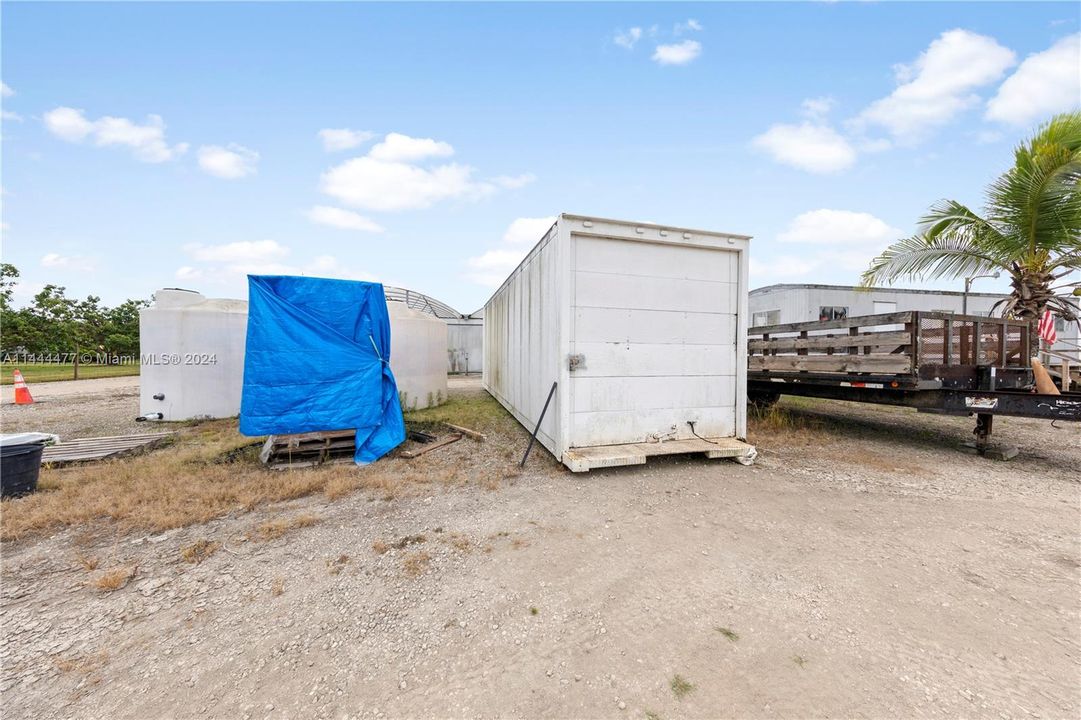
483,214,755,471
139,289,248,421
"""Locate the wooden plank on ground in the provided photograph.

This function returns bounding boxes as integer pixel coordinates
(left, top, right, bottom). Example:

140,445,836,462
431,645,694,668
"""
443,423,486,441
41,432,174,465
562,437,755,472
399,433,462,459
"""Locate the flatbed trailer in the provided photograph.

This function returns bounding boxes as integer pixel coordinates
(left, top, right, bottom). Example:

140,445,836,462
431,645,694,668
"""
747,311,1081,457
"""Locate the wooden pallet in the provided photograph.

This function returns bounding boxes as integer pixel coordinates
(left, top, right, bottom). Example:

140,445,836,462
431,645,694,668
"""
562,437,756,472
260,429,357,469
41,432,174,466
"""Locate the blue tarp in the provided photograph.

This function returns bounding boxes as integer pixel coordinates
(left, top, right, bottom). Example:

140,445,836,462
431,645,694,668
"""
239,275,405,464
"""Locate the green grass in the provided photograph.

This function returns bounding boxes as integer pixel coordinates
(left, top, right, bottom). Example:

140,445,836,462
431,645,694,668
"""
715,626,740,642
1,363,139,385
669,674,695,700
404,390,513,432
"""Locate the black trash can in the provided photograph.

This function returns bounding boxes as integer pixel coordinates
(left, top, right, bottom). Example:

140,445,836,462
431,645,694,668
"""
1,443,45,498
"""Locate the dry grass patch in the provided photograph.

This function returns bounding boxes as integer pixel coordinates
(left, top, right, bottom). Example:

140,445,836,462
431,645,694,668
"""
401,550,431,577
74,552,100,571
52,650,109,675
253,512,321,542
372,539,390,554
326,554,350,575
447,533,472,553
271,577,285,596
90,566,136,593
180,539,220,564
747,400,827,447
2,390,526,542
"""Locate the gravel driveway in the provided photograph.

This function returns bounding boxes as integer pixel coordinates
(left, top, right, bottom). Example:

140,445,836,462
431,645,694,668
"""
1,382,1078,719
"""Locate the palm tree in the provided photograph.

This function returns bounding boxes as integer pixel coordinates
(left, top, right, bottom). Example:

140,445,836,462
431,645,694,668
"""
862,111,1081,325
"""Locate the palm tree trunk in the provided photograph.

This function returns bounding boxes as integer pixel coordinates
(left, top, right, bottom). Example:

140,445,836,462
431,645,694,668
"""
1008,262,1056,356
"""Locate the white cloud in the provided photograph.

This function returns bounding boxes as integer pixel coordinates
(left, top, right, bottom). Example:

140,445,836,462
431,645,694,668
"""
40,252,95,271
675,19,703,34
2,111,22,122
464,216,557,287
503,216,556,244
492,173,536,189
42,107,188,162
44,107,95,141
985,33,1081,126
752,122,857,173
306,205,384,233
1,82,13,98
614,27,643,50
854,29,1016,142
465,248,528,288
185,240,288,263
197,144,259,179
800,96,834,121
368,133,454,163
321,157,486,211
318,132,527,213
778,209,902,246
652,40,702,66
318,128,376,152
179,241,376,288
175,266,203,281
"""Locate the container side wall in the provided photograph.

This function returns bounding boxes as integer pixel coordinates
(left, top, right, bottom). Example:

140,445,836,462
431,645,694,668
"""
483,223,564,458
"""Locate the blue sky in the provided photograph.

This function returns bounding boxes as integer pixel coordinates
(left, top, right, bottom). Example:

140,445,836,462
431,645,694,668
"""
2,2,1079,313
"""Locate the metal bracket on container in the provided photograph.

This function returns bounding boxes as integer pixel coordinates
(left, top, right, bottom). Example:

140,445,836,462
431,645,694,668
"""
568,354,586,371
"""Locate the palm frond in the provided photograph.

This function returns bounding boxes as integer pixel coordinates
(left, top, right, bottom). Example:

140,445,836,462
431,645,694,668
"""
986,112,1081,257
860,234,1005,286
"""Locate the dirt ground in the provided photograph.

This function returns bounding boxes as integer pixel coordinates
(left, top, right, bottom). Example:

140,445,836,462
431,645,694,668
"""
1,378,1079,719
2,376,144,439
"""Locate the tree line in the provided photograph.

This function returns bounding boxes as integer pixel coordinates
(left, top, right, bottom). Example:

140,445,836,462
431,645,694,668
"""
0,263,147,360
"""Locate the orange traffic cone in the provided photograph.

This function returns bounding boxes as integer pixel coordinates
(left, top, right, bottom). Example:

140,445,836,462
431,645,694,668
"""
12,369,34,405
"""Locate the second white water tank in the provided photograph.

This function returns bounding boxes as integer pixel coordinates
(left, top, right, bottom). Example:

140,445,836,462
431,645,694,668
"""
387,300,448,410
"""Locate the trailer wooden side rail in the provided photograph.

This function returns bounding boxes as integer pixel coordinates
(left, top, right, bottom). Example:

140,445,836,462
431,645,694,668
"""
748,311,1080,458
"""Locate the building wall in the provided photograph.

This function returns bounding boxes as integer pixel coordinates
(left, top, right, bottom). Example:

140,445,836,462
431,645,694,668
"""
446,319,483,374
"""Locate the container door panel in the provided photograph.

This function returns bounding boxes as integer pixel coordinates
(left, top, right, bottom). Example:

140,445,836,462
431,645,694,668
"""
570,235,738,447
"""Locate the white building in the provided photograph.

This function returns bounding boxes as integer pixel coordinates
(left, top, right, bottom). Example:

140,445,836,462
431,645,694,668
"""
750,283,1080,360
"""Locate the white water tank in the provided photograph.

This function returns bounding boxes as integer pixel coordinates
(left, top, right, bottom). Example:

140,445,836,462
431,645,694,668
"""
388,300,448,410
139,289,248,420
